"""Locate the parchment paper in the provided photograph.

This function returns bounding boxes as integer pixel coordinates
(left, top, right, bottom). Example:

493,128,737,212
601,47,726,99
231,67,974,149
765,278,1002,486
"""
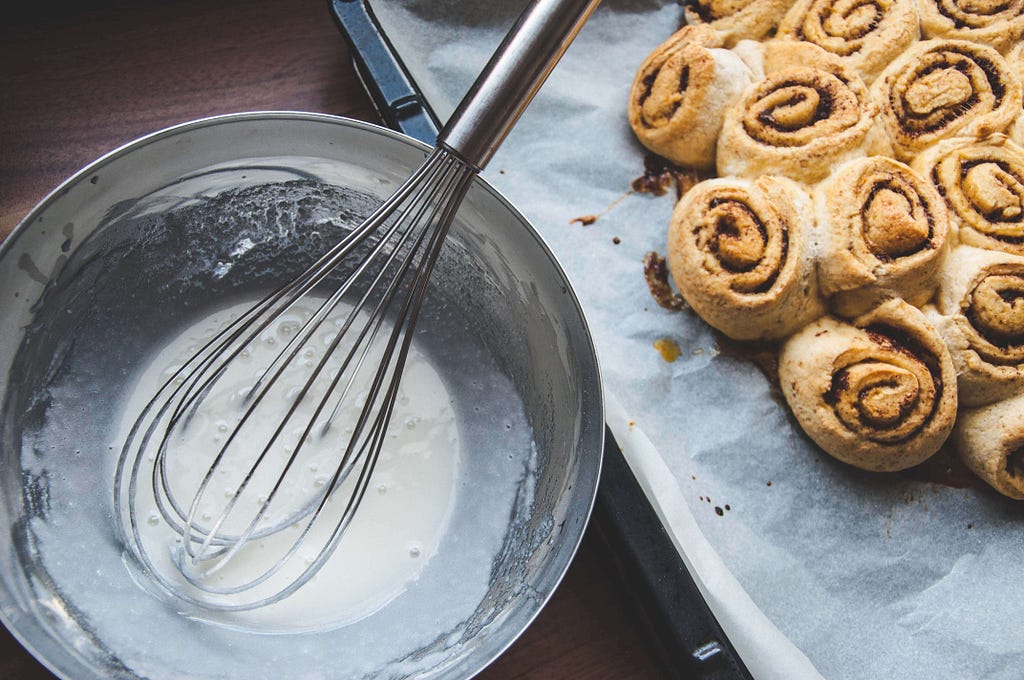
368,1,1024,677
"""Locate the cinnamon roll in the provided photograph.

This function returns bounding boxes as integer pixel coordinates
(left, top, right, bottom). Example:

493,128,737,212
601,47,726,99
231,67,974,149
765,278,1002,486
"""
815,156,950,317
779,299,957,472
778,0,920,83
666,175,824,340
917,0,1024,54
716,42,879,183
954,393,1024,500
872,39,1024,161
926,245,1024,406
681,0,791,43
913,135,1024,257
628,26,755,168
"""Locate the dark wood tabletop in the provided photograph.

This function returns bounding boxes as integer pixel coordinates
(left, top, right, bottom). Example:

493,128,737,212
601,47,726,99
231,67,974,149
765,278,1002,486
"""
0,1,662,678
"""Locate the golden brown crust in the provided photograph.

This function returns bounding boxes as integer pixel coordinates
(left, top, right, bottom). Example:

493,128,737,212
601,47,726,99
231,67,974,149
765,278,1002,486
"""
927,245,1024,406
779,299,958,471
628,26,755,168
681,0,792,43
916,0,1024,53
954,393,1024,499
1006,43,1024,145
629,2,1024,491
778,0,921,83
666,175,825,340
815,156,950,317
872,39,1024,161
716,41,879,183
913,135,1024,257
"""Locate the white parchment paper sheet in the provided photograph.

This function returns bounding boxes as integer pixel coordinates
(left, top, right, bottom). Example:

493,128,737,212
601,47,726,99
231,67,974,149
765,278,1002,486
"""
368,1,1024,677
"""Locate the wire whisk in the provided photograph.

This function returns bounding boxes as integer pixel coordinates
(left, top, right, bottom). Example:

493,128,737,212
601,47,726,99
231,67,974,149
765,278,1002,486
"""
114,0,600,610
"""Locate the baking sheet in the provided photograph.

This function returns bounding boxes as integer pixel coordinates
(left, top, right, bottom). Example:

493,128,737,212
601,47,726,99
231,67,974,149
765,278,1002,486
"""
367,1,1024,678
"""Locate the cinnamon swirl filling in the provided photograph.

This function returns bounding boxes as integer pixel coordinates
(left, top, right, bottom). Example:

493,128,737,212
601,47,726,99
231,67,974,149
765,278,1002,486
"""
861,182,932,259
668,176,824,340
1008,445,1024,479
637,63,691,129
899,53,1002,131
932,0,1023,29
779,299,957,471
825,325,943,444
816,156,949,317
628,26,754,168
702,196,786,293
744,74,856,146
778,0,919,82
874,40,1022,159
930,245,1024,406
964,272,1024,365
921,138,1024,255
681,0,791,41
718,49,877,182
919,0,1024,52
802,0,884,51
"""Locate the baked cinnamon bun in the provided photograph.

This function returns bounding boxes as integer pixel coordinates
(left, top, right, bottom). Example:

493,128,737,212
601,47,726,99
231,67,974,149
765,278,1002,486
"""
681,0,791,43
917,0,1024,54
667,175,824,340
815,156,950,317
872,39,1023,160
778,0,920,83
717,42,879,183
913,135,1024,257
954,393,1024,500
927,245,1024,406
779,299,957,471
628,26,755,168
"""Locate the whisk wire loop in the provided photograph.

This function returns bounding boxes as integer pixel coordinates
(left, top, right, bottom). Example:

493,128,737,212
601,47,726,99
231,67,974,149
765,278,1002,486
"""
173,152,464,559
175,151,473,586
115,0,602,612
115,150,454,552
116,149,478,609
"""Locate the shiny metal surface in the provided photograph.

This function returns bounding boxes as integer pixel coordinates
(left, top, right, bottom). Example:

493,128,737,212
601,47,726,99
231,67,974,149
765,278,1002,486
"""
437,0,601,169
114,145,480,612
117,0,601,608
0,113,604,679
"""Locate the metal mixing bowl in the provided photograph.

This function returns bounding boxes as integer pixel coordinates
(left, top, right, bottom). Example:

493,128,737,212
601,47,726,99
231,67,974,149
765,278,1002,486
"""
0,113,603,679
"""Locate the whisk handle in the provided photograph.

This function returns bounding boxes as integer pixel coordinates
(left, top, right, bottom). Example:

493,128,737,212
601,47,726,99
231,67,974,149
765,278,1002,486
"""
436,0,600,171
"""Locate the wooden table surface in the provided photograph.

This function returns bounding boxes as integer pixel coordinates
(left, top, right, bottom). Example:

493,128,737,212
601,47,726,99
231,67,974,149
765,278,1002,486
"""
0,1,662,678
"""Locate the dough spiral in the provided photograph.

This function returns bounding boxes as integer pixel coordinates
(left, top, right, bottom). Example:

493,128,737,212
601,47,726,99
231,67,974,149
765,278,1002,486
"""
628,26,755,168
680,0,791,42
913,135,1024,257
778,0,920,83
872,39,1023,161
815,156,950,317
716,42,878,183
779,299,957,471
954,393,1024,500
926,245,1024,406
666,175,824,340
917,0,1024,53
